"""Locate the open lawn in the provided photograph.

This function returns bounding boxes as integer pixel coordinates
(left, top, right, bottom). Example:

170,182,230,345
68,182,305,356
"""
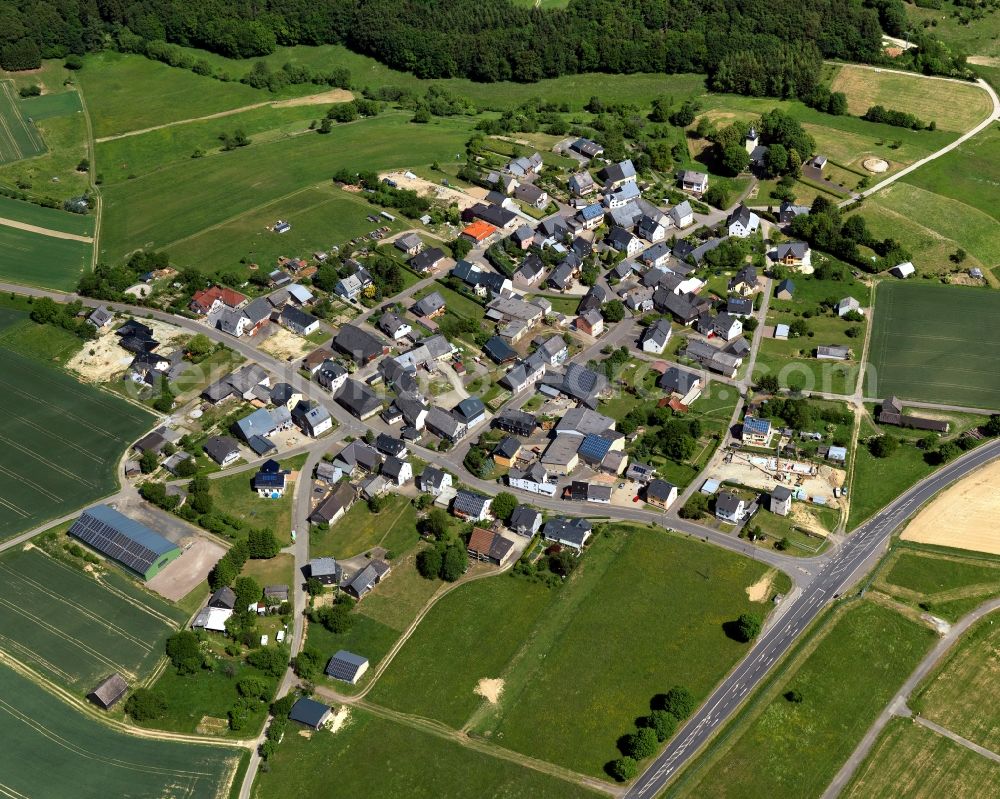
914,608,1000,751
0,312,87,363
169,185,404,272
0,222,92,290
828,64,992,133
902,123,1000,224
856,182,1000,273
867,281,1000,407
240,552,296,589
253,707,600,799
843,716,1000,799
0,546,184,691
906,1,1000,60
0,195,94,236
207,466,297,545
0,321,155,540
309,493,418,559
372,526,785,777
99,112,470,263
0,662,241,799
667,600,936,799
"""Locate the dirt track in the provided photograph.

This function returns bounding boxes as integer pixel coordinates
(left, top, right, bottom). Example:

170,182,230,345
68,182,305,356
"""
0,216,93,243
902,459,1000,555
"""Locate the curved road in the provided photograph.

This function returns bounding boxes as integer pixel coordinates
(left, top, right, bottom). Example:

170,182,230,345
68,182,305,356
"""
624,438,1000,798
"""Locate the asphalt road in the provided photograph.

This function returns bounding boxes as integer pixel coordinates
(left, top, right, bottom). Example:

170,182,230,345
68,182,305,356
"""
624,438,1000,798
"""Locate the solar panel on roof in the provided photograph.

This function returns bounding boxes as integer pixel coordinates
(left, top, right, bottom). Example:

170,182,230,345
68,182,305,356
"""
69,506,178,576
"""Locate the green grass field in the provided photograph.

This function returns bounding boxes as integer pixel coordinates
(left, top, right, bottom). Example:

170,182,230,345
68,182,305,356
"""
857,182,1000,274
907,1,1000,60
98,111,469,262
667,601,936,799
309,493,418,559
914,608,1000,752
0,222,92,290
867,282,1000,407
254,707,600,799
843,716,1000,799
0,318,155,540
168,184,403,272
875,546,1000,622
207,467,298,545
0,662,242,799
902,123,1000,224
0,194,94,236
0,80,46,164
828,64,993,133
0,546,184,690
371,527,786,777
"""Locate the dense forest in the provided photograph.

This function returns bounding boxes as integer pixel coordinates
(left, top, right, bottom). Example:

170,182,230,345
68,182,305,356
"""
0,0,968,91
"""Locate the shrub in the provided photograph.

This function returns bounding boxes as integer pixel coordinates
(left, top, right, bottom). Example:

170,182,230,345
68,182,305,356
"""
608,756,638,782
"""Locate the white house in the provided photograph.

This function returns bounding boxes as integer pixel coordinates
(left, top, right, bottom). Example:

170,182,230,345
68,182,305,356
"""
713,312,743,341
640,319,672,354
715,491,747,522
507,463,558,497
669,200,694,229
727,204,760,238
681,170,709,196
837,297,863,317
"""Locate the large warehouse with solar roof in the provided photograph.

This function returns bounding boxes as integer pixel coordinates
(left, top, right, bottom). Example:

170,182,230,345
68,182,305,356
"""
69,505,181,580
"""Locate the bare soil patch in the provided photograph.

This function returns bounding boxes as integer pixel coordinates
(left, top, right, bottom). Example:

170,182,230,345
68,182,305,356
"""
273,89,353,107
902,459,1000,555
66,318,187,383
257,326,313,361
325,705,351,733
475,677,505,704
746,570,776,602
790,504,833,537
380,171,484,210
146,538,226,601
196,716,229,735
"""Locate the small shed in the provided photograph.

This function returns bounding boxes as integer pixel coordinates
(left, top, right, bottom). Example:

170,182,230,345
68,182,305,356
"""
89,673,128,710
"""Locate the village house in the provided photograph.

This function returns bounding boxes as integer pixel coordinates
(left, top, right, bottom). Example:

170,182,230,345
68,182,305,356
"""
467,527,515,566
417,466,452,496
507,462,557,496
727,204,761,238
395,232,423,256
681,170,708,197
452,490,492,522
658,367,703,405
410,247,445,274
770,241,812,271
640,318,672,354
542,517,592,551
577,308,604,337
279,305,319,336
645,479,678,510
412,291,446,319
742,415,772,446
770,485,792,516
568,171,596,197
715,491,747,523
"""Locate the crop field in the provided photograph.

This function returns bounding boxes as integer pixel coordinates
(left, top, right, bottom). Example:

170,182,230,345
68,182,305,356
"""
99,111,469,262
667,601,936,799
0,222,92,290
0,194,94,237
168,185,403,272
254,707,599,799
843,716,1000,799
827,64,992,133
915,609,1000,751
371,527,785,777
0,81,46,164
0,316,155,540
857,182,1000,275
0,547,184,690
867,282,1000,407
0,662,241,799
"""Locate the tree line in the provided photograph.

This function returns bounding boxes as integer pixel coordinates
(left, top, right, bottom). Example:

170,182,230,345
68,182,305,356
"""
0,0,969,88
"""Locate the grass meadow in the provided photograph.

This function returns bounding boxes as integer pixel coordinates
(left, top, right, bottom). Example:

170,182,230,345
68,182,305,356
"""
913,608,1000,751
98,111,469,262
168,184,404,272
0,662,241,799
309,492,418,559
0,80,46,164
875,545,1000,622
371,526,786,777
666,600,936,799
0,316,154,540
827,64,993,133
254,707,601,799
906,1,1000,60
867,282,1000,407
0,546,184,690
0,194,94,236
0,222,92,290
843,716,1000,799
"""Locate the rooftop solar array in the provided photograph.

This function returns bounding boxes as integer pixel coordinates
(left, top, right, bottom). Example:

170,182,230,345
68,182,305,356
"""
325,650,369,683
70,505,178,576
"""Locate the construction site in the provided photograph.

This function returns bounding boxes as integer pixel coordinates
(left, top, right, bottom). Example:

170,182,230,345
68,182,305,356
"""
709,447,847,510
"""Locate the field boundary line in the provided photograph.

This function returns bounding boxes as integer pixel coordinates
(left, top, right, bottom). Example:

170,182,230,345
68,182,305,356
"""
0,214,94,243
0,650,256,749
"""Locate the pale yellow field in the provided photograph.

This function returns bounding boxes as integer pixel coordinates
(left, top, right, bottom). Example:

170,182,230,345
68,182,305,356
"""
829,65,993,133
902,460,1000,555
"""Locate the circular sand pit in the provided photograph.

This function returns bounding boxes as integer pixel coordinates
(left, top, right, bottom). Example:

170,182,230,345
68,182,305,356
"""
863,158,889,174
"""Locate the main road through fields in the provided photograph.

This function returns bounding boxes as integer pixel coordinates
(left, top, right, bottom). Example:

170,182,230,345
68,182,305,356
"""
625,438,1000,799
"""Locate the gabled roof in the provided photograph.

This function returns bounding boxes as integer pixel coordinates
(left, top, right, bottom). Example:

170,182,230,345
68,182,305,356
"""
333,325,386,363
413,291,446,317
453,490,491,517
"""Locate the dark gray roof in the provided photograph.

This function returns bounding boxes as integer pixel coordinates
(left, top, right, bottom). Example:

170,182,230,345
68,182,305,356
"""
542,517,592,548
453,490,491,517
309,557,340,578
715,491,744,516
659,367,700,394
333,325,386,363
325,650,369,682
413,291,446,317
509,505,542,533
419,466,447,490
335,379,383,418
646,478,676,502
453,396,485,424
89,673,128,709
280,304,318,330
289,697,330,728
203,435,240,464
411,247,445,272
